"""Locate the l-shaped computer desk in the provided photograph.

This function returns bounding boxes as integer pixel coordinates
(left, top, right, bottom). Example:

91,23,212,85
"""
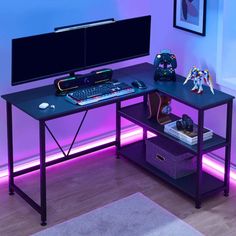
2,63,234,225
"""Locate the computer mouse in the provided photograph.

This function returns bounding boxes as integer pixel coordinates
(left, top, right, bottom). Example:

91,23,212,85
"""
131,80,147,89
39,102,49,109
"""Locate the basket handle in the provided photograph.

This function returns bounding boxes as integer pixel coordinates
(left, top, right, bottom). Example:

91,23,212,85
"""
156,154,165,161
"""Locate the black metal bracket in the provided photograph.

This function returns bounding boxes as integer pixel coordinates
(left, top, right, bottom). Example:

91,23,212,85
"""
44,110,88,158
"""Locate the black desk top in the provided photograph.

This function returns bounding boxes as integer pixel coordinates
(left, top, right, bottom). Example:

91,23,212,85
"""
120,63,234,110
1,64,155,121
2,63,234,121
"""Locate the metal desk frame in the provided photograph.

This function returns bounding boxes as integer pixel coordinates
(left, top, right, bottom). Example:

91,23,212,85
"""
3,63,234,225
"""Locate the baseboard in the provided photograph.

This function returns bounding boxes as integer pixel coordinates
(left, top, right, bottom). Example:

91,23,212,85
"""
207,152,236,171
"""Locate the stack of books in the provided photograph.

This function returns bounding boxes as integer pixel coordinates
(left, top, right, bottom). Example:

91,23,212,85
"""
164,120,213,145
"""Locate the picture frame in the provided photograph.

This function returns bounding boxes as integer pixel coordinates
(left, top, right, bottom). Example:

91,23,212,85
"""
173,0,207,36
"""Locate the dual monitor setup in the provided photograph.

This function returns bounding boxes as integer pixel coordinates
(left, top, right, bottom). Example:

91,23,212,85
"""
11,14,179,121
12,15,151,87
12,15,151,107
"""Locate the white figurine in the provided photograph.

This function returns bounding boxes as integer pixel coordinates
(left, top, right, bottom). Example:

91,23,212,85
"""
183,66,214,94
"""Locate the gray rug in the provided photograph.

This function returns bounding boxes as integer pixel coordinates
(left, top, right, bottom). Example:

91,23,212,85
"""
33,193,202,236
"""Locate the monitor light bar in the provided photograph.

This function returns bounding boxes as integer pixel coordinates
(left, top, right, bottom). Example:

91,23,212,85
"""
55,18,115,33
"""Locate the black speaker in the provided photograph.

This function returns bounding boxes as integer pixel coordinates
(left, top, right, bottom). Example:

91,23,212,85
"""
54,76,78,92
54,69,113,94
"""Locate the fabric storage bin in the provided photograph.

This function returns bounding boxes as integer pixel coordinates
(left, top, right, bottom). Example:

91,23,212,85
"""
145,136,196,179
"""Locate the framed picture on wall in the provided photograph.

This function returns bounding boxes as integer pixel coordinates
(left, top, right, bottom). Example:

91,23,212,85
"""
173,0,207,36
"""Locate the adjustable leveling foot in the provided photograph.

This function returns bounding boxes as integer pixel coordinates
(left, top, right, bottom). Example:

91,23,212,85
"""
224,190,229,197
41,221,47,226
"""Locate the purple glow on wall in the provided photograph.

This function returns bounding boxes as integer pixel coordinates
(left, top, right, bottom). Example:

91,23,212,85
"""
0,127,144,178
0,128,235,186
203,156,236,181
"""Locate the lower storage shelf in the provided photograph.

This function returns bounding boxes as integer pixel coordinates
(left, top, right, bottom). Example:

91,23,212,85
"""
119,140,224,199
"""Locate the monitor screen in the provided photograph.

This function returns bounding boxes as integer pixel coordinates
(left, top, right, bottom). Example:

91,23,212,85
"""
86,15,151,67
11,16,151,86
12,29,86,85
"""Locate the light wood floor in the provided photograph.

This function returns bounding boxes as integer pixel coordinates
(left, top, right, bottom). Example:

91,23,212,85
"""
1,147,236,236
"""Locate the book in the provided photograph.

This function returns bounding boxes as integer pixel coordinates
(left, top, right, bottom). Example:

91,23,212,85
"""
164,120,213,145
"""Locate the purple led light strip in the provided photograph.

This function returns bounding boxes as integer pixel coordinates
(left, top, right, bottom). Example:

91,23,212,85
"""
0,128,235,183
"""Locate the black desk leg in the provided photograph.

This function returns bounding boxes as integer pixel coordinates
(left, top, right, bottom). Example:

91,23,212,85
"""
116,102,121,159
39,121,47,226
196,109,204,209
224,100,233,197
143,95,148,140
7,102,14,195
143,128,147,140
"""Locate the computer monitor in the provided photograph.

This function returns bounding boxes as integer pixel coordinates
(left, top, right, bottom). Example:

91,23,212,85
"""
11,15,151,86
12,29,86,85
86,15,151,68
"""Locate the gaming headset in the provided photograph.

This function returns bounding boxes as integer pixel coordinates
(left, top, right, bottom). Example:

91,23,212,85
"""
176,114,194,132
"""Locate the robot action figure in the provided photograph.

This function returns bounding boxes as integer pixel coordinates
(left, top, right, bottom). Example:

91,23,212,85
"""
183,66,214,94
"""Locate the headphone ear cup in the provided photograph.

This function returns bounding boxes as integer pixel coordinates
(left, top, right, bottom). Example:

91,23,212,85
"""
176,120,183,130
182,114,189,120
181,114,194,132
186,118,194,132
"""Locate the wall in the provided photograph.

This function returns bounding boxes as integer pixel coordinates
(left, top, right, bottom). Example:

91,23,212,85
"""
0,0,153,167
151,0,236,164
221,0,236,79
0,0,235,168
215,0,236,93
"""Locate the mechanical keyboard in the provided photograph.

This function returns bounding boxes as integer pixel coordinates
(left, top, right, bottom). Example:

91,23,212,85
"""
66,82,135,105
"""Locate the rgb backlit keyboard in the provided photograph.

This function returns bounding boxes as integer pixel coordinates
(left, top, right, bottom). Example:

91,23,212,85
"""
66,82,135,105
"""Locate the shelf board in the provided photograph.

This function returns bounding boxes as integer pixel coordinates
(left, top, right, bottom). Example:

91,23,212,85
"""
119,141,224,199
119,103,227,154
